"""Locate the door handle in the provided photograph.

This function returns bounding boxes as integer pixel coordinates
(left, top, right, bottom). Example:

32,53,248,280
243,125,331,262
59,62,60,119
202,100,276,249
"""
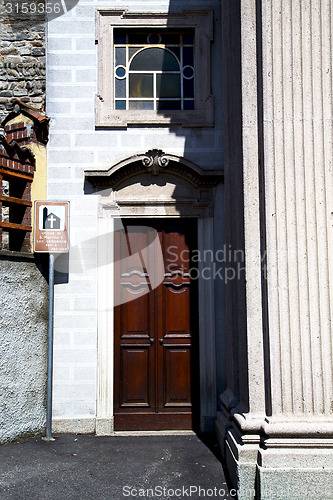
150,338,155,344
159,338,164,345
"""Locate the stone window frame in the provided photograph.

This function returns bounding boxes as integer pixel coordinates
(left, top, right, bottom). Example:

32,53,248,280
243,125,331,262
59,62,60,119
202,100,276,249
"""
95,9,214,128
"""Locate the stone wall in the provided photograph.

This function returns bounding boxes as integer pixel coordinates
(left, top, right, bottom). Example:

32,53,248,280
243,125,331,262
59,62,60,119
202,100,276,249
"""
46,0,224,431
0,254,48,443
0,3,46,122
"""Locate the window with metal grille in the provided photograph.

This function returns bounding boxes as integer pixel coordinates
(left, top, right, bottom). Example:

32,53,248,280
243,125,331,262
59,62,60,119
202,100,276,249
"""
114,30,195,112
96,9,213,128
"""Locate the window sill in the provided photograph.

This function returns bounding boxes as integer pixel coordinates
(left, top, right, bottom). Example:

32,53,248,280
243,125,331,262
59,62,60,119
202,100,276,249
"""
95,97,214,128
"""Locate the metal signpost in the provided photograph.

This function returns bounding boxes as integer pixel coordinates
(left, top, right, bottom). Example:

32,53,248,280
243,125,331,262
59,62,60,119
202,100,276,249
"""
34,201,70,440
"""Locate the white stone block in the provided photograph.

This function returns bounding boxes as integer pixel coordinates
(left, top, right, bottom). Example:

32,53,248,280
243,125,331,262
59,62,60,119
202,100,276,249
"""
74,37,96,51
53,383,96,401
54,296,73,312
54,313,96,330
74,133,118,148
54,348,96,364
51,117,94,131
73,296,97,311
69,197,99,213
75,68,97,83
48,85,96,99
73,366,96,381
72,331,97,346
52,403,74,419
96,150,126,166
48,180,84,197
53,366,71,381
120,133,144,149
72,5,94,18
48,149,94,165
69,214,97,229
48,37,73,51
47,100,74,115
143,132,187,150
48,20,95,36
48,53,95,67
48,133,72,148
71,402,96,417
48,70,73,85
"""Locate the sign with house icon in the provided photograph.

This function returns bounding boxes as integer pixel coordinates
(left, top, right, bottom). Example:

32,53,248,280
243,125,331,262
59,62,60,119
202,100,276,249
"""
34,201,69,253
42,207,62,230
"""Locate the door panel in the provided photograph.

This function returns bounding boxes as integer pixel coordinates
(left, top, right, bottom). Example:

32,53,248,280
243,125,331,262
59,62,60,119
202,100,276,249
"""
158,225,193,414
114,225,156,414
120,346,151,406
164,283,191,335
164,347,192,406
114,219,198,431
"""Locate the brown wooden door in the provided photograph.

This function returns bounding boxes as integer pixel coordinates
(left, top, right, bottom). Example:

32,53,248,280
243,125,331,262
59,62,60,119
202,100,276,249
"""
114,219,199,431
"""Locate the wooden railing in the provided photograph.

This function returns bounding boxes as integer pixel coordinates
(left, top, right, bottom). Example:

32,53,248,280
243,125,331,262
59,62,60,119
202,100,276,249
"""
0,145,34,252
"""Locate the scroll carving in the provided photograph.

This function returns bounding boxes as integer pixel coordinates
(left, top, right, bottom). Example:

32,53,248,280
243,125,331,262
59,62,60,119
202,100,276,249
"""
141,149,170,176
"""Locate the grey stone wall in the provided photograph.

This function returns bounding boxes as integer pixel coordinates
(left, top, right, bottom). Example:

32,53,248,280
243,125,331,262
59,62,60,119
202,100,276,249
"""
0,254,48,443
0,3,46,122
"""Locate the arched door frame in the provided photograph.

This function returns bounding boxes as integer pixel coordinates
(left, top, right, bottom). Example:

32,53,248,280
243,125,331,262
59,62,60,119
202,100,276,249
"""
85,151,223,434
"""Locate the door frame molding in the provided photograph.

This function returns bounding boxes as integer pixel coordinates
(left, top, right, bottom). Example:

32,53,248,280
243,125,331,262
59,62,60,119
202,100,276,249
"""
96,208,217,434
91,158,221,434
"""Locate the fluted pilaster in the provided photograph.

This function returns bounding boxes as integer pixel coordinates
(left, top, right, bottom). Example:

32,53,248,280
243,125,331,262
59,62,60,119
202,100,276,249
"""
263,0,333,417
219,0,333,497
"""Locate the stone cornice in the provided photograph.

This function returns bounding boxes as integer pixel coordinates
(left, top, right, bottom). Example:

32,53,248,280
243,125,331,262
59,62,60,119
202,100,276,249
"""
85,150,223,189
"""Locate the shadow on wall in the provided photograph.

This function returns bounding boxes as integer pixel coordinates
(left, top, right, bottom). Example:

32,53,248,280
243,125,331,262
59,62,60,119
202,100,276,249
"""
219,0,250,415
161,1,235,420
161,0,250,417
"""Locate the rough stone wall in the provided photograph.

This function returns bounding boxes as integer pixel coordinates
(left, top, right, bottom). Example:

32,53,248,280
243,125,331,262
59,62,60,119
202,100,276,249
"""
0,3,46,122
0,255,48,443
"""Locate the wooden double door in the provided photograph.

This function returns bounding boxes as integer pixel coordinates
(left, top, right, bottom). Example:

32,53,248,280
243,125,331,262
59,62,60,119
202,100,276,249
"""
114,219,199,431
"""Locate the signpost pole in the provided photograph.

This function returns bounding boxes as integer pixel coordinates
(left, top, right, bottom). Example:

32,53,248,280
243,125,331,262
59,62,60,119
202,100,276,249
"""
34,201,69,441
45,252,55,440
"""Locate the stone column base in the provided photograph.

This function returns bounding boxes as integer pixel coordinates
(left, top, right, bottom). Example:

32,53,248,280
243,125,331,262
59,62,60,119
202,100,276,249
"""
223,417,261,500
215,410,232,460
216,412,333,500
95,417,114,436
258,464,333,500
258,418,333,500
